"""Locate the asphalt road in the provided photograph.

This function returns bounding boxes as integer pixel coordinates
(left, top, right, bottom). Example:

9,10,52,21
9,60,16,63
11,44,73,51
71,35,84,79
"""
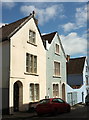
2,105,89,120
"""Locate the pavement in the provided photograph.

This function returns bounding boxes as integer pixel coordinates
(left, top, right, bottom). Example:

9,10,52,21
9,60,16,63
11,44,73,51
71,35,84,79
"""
1,103,85,120
1,111,37,120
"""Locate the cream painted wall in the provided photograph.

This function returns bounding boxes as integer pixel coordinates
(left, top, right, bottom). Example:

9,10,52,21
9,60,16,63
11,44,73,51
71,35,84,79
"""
9,18,46,112
0,42,2,88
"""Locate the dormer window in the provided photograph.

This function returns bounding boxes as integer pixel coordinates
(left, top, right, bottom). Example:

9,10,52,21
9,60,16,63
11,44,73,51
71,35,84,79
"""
29,30,36,44
55,44,59,54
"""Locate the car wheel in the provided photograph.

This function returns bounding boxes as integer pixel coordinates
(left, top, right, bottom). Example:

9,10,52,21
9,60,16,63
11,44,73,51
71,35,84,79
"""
67,107,70,113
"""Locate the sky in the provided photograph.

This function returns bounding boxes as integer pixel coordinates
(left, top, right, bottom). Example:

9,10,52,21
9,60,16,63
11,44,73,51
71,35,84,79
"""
1,1,89,58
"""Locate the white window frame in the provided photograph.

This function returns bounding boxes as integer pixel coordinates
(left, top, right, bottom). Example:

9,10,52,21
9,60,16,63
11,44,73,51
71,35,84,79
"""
53,61,61,77
52,83,59,98
30,83,39,102
26,53,37,74
55,43,60,55
29,30,36,45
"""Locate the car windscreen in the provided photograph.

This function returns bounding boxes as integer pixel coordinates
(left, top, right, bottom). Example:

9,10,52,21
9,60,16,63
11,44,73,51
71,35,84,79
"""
52,98,65,103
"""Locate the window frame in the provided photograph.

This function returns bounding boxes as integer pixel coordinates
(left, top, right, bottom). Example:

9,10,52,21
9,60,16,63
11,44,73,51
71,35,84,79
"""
30,83,39,102
53,61,60,77
55,43,60,55
26,53,37,74
52,83,59,98
28,30,36,45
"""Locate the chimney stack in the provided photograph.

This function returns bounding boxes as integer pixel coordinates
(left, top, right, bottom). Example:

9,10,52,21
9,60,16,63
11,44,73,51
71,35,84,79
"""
66,55,70,62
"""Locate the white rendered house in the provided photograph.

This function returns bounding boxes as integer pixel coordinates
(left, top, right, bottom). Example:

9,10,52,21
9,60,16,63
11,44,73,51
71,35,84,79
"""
0,12,46,114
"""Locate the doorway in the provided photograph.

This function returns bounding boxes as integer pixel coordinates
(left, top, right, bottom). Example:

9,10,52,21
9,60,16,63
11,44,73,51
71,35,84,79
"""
14,81,23,112
62,83,65,101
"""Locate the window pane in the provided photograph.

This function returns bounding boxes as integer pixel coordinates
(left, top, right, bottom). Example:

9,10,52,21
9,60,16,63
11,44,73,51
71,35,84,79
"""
34,56,37,73
35,84,39,100
30,84,34,101
26,53,29,72
55,44,59,54
54,62,60,76
29,30,35,44
53,84,59,98
29,55,33,73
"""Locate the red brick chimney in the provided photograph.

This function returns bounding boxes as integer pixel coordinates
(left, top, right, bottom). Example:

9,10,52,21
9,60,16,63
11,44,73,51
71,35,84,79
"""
66,55,70,62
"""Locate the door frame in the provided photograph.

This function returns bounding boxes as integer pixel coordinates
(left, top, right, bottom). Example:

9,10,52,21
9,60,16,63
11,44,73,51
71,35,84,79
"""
13,81,23,112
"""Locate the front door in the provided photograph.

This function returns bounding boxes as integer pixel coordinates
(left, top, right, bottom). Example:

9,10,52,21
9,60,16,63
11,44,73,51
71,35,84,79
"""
14,82,19,112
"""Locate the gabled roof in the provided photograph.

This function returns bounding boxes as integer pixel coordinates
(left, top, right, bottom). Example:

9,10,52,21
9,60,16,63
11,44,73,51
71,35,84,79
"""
67,57,86,74
41,32,57,44
0,13,38,42
0,16,29,41
42,31,66,58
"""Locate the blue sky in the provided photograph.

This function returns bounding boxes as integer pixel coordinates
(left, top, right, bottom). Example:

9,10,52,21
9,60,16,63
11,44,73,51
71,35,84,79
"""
1,2,88,58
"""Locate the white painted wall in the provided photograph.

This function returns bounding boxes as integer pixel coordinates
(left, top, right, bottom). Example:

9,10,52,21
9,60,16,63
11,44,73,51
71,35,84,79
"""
66,57,89,105
9,18,46,112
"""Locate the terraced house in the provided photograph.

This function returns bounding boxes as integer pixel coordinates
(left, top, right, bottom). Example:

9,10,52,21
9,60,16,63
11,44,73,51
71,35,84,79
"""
0,12,67,115
42,32,67,100
67,57,89,106
0,12,46,114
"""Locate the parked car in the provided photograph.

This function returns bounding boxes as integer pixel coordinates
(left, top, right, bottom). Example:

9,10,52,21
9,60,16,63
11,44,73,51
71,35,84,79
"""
36,98,71,116
29,102,39,112
85,94,89,105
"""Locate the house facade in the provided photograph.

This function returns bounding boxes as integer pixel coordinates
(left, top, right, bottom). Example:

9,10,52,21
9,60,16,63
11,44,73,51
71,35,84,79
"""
67,57,89,106
0,13,46,114
42,32,67,100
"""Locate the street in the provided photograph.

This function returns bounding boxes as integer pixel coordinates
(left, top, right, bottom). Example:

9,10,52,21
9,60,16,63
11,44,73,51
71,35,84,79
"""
30,105,89,120
2,104,89,120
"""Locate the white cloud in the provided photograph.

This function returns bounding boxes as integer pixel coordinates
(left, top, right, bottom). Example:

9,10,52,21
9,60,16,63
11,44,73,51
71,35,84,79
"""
0,23,8,27
60,32,87,56
75,5,87,27
20,4,64,25
61,22,76,32
61,5,87,32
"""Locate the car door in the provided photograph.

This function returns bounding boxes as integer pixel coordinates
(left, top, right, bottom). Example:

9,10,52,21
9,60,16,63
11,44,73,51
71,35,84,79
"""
52,98,67,113
38,99,51,113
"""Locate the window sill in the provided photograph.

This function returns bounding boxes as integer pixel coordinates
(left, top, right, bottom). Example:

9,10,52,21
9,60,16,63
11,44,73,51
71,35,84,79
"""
53,75,61,78
27,41,37,47
55,52,60,56
24,72,39,76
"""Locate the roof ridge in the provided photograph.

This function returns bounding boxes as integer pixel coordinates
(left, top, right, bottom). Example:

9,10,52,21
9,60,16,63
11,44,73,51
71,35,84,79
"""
70,56,86,60
42,31,57,36
0,16,29,29
0,14,35,41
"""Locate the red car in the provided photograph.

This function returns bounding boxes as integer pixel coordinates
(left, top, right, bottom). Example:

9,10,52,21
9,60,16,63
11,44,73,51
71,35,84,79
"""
36,98,70,116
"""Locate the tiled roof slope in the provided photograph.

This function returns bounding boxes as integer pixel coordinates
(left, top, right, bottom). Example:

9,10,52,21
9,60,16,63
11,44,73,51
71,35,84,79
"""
41,32,57,44
0,16,29,41
67,57,86,74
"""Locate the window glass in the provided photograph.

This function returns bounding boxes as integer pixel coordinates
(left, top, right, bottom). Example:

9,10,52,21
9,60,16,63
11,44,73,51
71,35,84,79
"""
29,30,36,44
30,84,39,102
54,62,60,76
30,84,34,101
53,84,59,97
35,84,39,100
55,44,59,54
26,53,37,74
39,99,50,104
52,98,64,103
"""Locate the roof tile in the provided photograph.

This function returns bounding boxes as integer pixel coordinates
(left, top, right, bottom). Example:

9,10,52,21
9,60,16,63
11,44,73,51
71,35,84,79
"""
67,57,86,74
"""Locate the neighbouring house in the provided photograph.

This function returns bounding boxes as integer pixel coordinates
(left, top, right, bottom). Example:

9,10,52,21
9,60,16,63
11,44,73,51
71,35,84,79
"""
42,32,67,100
0,12,46,114
66,56,89,106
